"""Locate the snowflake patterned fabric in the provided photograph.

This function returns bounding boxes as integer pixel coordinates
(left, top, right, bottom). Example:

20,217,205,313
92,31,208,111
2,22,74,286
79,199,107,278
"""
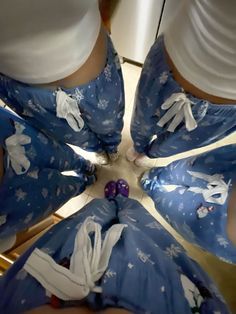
0,196,229,314
0,107,95,251
0,35,124,154
130,35,236,158
141,144,236,263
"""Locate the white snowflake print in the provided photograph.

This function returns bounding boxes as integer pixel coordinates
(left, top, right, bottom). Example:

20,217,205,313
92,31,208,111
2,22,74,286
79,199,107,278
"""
161,286,165,292
104,64,112,81
159,71,168,84
165,244,182,258
41,188,48,199
102,119,112,126
27,169,39,179
178,202,184,212
27,100,45,113
27,146,37,160
145,221,163,230
137,248,155,265
16,269,28,280
24,213,33,224
16,189,27,201
0,215,7,226
216,235,229,248
98,99,109,110
37,133,48,145
21,299,26,305
72,88,84,102
103,269,116,283
48,171,53,180
197,101,209,119
128,263,134,269
182,134,192,141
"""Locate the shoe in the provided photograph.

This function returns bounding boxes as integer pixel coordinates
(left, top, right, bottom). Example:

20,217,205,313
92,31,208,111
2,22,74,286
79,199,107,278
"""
104,181,117,199
116,179,129,197
108,151,120,162
95,152,109,165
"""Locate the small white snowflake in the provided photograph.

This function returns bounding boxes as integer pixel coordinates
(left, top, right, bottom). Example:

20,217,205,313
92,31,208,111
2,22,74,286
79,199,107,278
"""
104,269,116,279
165,244,182,258
24,213,33,224
128,263,134,269
102,119,112,126
98,99,109,110
159,71,168,84
216,235,229,248
16,189,27,201
72,88,84,102
145,221,162,230
104,64,112,82
137,248,155,265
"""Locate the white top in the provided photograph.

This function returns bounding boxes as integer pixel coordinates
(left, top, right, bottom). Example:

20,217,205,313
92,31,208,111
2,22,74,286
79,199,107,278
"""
164,0,236,100
0,0,101,84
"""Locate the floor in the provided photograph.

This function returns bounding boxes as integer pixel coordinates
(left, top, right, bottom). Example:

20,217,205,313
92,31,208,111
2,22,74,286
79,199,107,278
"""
56,62,236,312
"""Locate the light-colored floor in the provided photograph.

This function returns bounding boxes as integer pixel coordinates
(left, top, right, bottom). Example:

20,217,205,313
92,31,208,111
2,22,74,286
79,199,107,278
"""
57,62,236,312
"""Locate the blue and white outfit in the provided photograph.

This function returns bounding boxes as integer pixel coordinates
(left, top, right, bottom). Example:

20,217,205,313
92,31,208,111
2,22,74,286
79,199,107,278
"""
0,107,95,251
0,36,124,153
0,196,229,314
130,35,236,158
141,144,236,264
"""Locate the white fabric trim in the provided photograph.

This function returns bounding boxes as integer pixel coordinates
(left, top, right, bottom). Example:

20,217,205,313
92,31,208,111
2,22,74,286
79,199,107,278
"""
24,217,126,301
5,122,31,175
157,93,197,133
56,90,84,132
188,171,230,205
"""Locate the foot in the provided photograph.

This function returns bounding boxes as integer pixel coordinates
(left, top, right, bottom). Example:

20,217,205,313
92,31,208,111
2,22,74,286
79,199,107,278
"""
126,147,140,162
108,151,120,162
95,152,109,165
116,179,129,197
104,181,117,199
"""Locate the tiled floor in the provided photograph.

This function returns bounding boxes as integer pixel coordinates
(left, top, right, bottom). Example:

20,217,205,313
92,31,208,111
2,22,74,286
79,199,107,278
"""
49,62,236,312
